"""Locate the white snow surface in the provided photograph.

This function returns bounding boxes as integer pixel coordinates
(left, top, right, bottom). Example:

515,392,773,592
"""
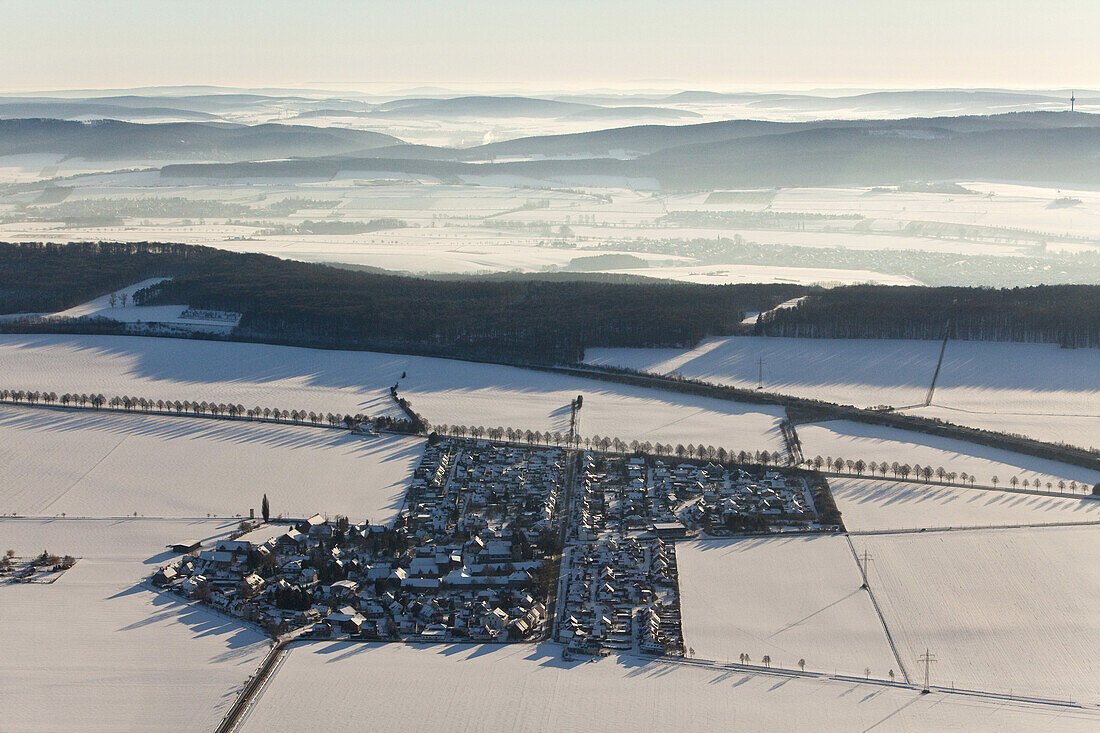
605,263,918,286
799,420,1100,489
0,406,423,521
862,526,1100,704
43,277,240,333
830,477,1100,532
0,518,271,732
235,641,1100,732
584,336,1100,449
0,334,786,452
676,536,898,678
52,277,176,319
0,333,403,419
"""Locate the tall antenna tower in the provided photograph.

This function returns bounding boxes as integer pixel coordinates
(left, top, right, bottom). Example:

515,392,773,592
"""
1071,91,1076,112
917,648,937,693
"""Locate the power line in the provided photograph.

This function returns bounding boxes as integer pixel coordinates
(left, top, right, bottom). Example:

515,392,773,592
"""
918,648,937,693
857,549,873,588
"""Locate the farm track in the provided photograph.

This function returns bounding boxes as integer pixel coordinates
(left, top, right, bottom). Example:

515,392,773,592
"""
649,653,1090,710
216,629,311,733
848,519,1100,536
844,535,911,684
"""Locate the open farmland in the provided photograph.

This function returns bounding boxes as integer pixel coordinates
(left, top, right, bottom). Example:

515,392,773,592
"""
0,334,403,420
585,336,1100,449
830,477,1100,532
235,641,1100,732
861,526,1100,703
586,336,945,407
770,183,1100,241
604,263,917,286
798,420,1100,489
8,172,1099,286
0,518,271,732
0,334,787,452
0,221,914,286
900,407,1100,453
675,536,897,678
0,406,423,520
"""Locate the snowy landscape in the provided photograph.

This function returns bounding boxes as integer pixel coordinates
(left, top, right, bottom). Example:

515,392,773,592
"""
0,407,424,520
586,336,1100,450
0,334,789,453
1,518,272,732
3,5,1100,728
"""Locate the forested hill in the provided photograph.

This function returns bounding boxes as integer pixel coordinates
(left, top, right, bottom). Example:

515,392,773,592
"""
161,122,1100,189
3,243,1097,360
753,285,1100,348
0,242,801,363
0,119,401,161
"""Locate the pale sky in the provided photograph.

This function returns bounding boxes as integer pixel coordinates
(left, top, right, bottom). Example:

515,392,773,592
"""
2,0,1097,93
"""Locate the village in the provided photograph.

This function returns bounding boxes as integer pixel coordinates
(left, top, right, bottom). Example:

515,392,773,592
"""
153,438,563,643
150,436,824,657
574,453,819,539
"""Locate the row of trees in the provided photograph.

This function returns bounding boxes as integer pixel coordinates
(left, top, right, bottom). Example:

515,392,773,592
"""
432,423,788,465
0,389,370,429
2,388,787,465
810,454,1095,494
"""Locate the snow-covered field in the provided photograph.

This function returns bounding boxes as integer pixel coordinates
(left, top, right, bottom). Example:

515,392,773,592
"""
606,263,918,286
862,526,1100,703
0,518,271,732
0,334,403,419
899,407,1100,452
41,277,242,333
0,406,423,521
7,173,1097,286
771,183,1100,241
0,334,786,452
235,640,1100,732
798,420,1100,489
676,536,897,678
586,336,947,407
585,336,1100,449
830,477,1100,532
0,223,912,285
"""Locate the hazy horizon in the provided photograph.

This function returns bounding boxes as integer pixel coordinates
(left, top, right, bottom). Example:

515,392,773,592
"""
3,1,1098,92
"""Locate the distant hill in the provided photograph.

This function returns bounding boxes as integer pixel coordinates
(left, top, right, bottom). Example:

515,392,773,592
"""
0,102,218,121
466,111,1100,158
371,95,596,118
561,106,702,122
0,119,403,161
160,113,1100,189
635,125,1100,188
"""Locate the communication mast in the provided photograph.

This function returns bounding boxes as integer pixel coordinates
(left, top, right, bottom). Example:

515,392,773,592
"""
1071,91,1076,112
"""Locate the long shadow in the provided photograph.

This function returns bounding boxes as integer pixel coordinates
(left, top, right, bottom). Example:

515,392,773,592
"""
2,333,800,427
831,478,1100,525
0,406,427,461
768,589,863,638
